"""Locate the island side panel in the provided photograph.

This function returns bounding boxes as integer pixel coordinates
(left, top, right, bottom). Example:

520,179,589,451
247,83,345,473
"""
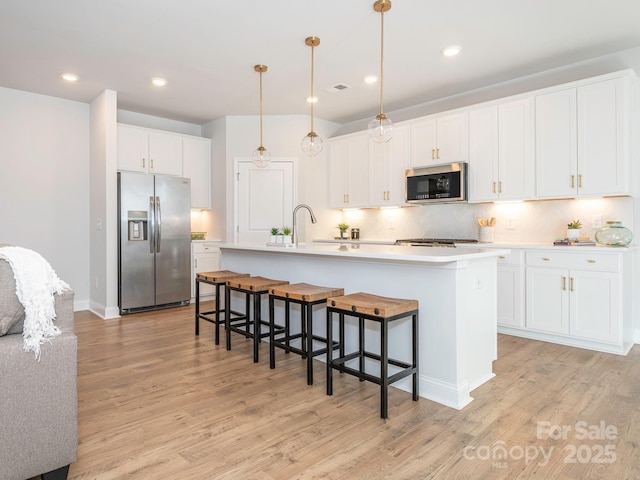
220,247,497,410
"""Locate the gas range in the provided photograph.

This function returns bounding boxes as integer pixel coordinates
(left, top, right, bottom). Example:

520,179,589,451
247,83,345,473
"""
395,238,479,248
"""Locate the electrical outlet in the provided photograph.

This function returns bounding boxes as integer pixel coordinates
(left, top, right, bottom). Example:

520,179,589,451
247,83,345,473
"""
473,278,483,289
506,218,515,230
591,215,603,229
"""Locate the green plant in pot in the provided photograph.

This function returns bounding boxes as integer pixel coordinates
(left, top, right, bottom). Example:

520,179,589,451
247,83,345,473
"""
567,220,582,240
337,223,349,240
282,226,292,245
270,227,280,244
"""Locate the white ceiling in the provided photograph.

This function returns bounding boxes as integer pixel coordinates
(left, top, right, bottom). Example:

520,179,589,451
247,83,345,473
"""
1,0,640,126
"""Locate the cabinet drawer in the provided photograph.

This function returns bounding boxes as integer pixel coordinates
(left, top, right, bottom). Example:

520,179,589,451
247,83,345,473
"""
192,242,220,254
496,250,523,266
525,251,619,272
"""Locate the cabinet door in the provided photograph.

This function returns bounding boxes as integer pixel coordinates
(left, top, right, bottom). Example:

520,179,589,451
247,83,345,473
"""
577,78,626,196
117,125,148,173
497,265,524,328
499,98,533,200
149,131,182,176
183,137,212,209
468,106,499,202
535,88,577,198
345,133,369,207
436,112,469,164
192,251,221,297
526,267,569,334
410,117,437,166
368,125,410,206
328,138,350,208
569,270,618,342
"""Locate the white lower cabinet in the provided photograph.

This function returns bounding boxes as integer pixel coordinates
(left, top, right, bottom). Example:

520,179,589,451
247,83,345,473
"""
496,251,524,328
497,248,631,355
191,242,221,299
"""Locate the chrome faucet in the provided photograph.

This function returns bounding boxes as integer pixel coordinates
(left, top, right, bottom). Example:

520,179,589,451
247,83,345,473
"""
292,204,317,247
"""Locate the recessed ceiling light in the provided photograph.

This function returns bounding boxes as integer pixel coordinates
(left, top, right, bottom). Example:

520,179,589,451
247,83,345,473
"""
441,45,462,57
364,75,378,84
151,77,167,87
61,73,79,82
307,96,318,103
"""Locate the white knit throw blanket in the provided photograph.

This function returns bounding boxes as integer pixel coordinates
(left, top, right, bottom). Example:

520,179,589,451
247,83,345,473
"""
0,246,70,359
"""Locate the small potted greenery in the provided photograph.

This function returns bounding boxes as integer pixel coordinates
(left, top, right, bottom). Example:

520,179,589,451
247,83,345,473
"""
270,227,280,244
282,226,292,245
337,223,349,240
567,220,582,240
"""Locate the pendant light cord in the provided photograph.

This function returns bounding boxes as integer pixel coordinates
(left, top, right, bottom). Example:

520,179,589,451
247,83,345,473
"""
379,7,385,117
311,42,315,133
259,69,264,149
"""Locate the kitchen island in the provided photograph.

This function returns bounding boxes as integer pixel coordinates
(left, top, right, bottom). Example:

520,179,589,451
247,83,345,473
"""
219,243,509,410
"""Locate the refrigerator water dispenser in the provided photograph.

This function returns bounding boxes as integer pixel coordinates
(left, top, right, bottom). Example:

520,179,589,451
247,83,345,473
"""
127,211,148,241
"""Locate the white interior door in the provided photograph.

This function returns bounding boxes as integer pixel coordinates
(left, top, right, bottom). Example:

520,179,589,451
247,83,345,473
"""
235,159,296,243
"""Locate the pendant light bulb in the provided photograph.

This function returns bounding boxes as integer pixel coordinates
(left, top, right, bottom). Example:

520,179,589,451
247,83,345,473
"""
368,0,393,144
253,64,271,168
301,36,323,157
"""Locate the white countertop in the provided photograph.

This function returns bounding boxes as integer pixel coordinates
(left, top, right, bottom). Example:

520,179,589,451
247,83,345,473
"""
219,242,510,264
456,241,636,253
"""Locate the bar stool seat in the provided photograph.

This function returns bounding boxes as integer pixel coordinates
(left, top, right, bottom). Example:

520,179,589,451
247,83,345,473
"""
225,276,289,362
269,283,344,385
326,292,419,419
195,270,249,344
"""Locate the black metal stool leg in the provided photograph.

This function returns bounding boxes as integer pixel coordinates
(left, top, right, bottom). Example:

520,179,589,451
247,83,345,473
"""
359,316,365,381
253,292,261,362
381,318,389,419
306,302,313,385
326,308,333,396
195,279,201,335
269,295,276,369
214,282,222,345
413,313,419,401
225,285,232,350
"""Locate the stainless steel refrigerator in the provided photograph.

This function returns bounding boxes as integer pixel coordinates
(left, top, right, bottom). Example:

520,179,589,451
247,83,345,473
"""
118,172,191,314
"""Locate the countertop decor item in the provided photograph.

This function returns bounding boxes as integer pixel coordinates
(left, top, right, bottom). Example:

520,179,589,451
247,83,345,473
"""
566,219,582,240
337,223,349,240
595,221,632,246
191,232,206,240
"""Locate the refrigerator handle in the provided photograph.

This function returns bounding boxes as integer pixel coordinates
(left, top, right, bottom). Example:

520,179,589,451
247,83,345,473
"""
156,196,162,253
149,196,155,254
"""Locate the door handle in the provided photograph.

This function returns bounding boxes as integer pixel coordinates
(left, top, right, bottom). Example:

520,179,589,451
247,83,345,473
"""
570,277,574,292
493,182,496,193
149,196,155,254
578,174,583,188
562,276,566,291
156,196,162,253
431,149,435,160
142,158,146,168
150,158,154,170
571,175,575,188
436,148,440,159
498,181,503,193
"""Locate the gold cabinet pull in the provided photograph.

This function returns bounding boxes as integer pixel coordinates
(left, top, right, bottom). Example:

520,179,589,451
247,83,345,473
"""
498,255,506,259
542,257,550,261
587,259,596,264
571,175,575,188
431,149,435,160
150,158,154,169
498,181,503,193
142,158,146,168
570,277,575,292
195,259,198,268
562,276,567,290
436,148,440,159
493,182,497,193
578,174,583,188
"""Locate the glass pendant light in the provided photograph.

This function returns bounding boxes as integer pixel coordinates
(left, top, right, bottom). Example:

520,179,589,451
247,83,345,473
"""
368,0,393,143
301,36,323,156
252,64,271,168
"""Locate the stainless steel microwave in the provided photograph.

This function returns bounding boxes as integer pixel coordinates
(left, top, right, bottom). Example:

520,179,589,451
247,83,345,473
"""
405,162,468,204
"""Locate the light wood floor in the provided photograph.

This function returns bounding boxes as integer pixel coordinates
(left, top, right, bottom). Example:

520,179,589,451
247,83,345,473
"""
62,304,640,479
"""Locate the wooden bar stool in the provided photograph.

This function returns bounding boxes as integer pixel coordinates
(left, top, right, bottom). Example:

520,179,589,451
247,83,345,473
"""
195,270,250,344
326,292,419,419
225,276,289,363
269,283,344,385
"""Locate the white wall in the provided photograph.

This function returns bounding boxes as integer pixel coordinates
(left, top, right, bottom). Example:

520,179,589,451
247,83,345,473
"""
0,86,90,307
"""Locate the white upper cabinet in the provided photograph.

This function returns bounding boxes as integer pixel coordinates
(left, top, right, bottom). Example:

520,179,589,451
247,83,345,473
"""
410,112,468,167
182,136,212,209
117,124,182,176
328,133,369,208
368,125,410,207
535,73,631,199
468,98,533,202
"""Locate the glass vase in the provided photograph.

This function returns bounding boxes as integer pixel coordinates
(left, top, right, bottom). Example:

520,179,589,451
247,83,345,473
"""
595,221,633,247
